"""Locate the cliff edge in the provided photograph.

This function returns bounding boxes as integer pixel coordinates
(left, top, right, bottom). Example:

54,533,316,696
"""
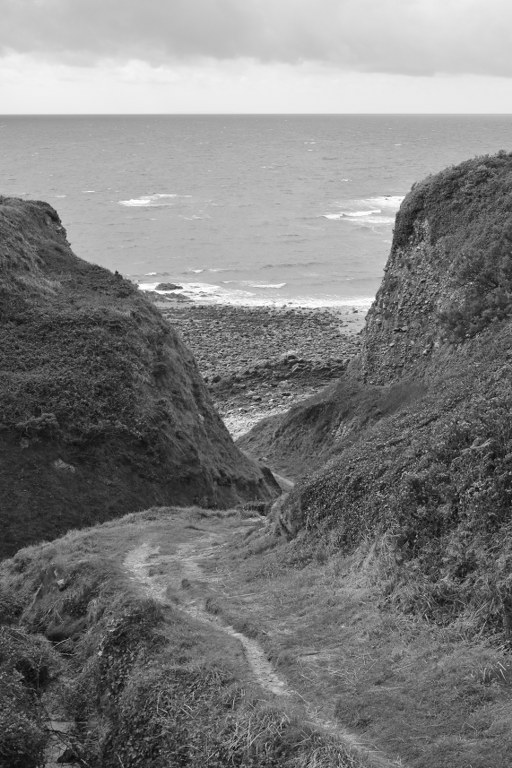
0,197,277,558
241,152,512,637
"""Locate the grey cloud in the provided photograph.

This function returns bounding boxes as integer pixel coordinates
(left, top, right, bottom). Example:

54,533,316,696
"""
1,0,512,76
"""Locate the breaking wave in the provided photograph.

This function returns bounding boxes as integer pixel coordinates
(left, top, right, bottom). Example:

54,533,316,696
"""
119,193,192,207
322,194,404,226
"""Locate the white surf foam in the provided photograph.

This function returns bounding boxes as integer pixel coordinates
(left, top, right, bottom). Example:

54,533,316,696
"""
248,282,287,289
364,216,395,225
323,211,380,221
323,194,404,226
138,281,373,311
119,193,192,208
365,195,404,209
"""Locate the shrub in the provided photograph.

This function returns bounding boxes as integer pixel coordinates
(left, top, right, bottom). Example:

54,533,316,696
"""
0,628,60,768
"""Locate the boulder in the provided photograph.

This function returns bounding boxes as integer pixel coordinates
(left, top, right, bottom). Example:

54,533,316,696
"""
155,282,182,291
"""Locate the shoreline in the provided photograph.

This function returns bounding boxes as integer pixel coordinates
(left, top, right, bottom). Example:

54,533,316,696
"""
156,296,367,441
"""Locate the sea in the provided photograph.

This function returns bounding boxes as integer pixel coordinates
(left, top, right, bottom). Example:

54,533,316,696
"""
2,114,512,308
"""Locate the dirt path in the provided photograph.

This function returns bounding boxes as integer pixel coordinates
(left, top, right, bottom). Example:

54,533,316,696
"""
124,531,404,768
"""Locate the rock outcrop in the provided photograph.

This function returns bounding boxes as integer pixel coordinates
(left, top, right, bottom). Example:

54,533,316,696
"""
360,151,512,384
0,197,278,558
241,152,512,636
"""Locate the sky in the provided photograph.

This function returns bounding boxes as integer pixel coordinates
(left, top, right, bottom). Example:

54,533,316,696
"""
1,0,512,113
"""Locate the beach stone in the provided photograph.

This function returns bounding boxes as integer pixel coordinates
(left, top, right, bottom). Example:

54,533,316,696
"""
155,282,183,291
53,458,76,473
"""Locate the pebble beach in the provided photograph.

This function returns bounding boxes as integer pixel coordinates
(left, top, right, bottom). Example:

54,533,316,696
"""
155,296,366,439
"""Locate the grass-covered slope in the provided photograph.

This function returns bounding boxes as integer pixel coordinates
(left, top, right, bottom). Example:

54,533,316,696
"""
0,197,277,558
0,510,369,768
2,507,511,768
246,153,512,638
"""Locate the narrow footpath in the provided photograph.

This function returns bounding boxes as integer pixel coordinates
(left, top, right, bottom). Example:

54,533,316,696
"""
124,524,405,768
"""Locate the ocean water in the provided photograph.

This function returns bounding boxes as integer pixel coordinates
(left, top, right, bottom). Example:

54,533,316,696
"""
2,114,512,307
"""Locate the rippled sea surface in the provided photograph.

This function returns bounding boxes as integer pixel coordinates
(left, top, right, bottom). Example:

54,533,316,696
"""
2,114,512,306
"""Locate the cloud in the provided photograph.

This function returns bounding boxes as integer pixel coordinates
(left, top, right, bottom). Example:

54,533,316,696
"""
1,0,511,76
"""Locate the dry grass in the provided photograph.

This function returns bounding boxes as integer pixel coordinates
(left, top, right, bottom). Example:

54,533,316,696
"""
204,521,512,768
0,508,373,768
3,506,511,766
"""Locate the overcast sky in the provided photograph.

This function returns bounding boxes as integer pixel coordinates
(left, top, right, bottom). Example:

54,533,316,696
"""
1,0,512,113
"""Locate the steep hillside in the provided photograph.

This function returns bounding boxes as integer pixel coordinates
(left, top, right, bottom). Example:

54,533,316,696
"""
361,150,512,383
243,152,512,638
0,197,277,558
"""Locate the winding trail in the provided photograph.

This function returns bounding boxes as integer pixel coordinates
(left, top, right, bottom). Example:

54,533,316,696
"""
124,532,405,768
125,537,288,696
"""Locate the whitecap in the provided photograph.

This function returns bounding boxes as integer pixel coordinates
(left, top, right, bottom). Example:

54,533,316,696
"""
119,197,154,207
137,282,159,292
365,195,404,209
249,282,286,289
322,209,379,220
322,210,395,226
348,209,382,218
183,282,255,302
119,193,191,208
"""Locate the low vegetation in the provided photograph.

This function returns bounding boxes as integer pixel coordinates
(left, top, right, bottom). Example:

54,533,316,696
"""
0,197,276,558
0,510,369,768
204,516,512,768
282,322,512,638
1,501,511,767
245,153,512,642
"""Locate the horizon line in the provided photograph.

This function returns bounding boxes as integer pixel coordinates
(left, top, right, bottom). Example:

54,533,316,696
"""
2,111,512,118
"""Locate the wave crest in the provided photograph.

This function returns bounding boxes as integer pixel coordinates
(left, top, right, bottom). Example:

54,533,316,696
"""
119,193,192,208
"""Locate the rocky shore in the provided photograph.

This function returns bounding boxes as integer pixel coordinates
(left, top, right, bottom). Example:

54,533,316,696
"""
158,300,366,439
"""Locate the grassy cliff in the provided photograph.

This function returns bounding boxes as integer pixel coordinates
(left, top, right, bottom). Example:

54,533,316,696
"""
241,152,512,639
0,197,277,558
